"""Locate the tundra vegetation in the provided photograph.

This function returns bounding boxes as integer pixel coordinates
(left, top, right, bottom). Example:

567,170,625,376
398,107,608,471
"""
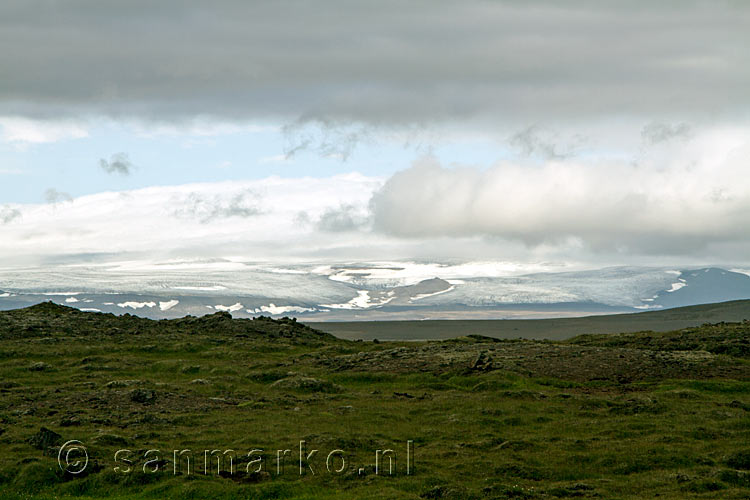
0,302,748,499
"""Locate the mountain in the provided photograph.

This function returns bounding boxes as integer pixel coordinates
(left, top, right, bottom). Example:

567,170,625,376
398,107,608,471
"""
1,263,749,321
650,267,750,308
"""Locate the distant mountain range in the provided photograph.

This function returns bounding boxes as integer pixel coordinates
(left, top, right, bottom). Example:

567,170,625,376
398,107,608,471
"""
1,262,749,321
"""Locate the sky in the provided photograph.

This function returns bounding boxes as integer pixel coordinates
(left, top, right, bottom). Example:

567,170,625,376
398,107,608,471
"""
1,1,750,269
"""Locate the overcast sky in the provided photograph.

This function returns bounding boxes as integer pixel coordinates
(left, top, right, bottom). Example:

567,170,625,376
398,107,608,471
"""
1,1,749,268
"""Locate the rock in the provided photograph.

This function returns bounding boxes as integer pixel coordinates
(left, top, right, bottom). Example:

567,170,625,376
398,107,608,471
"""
270,376,340,393
469,351,493,371
729,400,750,411
28,427,62,450
105,380,141,388
138,413,162,424
421,485,449,498
394,392,415,399
190,378,210,385
59,415,81,427
29,362,51,372
725,450,750,470
129,388,156,404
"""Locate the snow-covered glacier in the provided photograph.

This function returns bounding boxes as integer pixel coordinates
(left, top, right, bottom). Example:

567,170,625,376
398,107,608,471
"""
1,260,749,320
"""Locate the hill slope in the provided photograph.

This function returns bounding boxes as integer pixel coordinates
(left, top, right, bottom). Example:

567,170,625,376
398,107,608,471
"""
0,300,748,498
314,299,750,341
0,301,335,343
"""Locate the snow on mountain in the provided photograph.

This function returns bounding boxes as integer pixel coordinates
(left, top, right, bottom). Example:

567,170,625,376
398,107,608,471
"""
1,261,749,320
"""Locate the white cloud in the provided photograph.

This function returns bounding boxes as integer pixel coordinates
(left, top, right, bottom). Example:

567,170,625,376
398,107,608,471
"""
0,205,21,224
44,188,73,204
0,173,387,267
259,154,291,164
130,120,277,138
3,122,750,268
371,127,750,256
0,116,88,147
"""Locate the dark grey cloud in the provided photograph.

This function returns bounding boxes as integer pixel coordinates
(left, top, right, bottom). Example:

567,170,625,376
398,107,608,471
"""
640,122,692,145
173,190,262,223
282,119,374,161
99,152,133,175
316,204,370,232
0,205,21,224
44,188,72,204
509,126,582,160
1,1,748,128
293,211,312,227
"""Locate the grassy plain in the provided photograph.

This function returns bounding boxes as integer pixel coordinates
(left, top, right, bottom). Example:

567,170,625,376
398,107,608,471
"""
0,302,748,499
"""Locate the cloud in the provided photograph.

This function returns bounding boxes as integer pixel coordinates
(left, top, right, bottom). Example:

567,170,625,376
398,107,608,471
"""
1,1,747,128
3,145,750,267
509,126,582,160
641,122,692,145
370,134,750,255
99,152,134,175
0,116,88,146
293,211,312,226
0,175,382,265
129,120,276,138
172,189,263,223
316,204,370,232
282,119,373,161
0,205,21,224
44,188,73,204
258,155,290,164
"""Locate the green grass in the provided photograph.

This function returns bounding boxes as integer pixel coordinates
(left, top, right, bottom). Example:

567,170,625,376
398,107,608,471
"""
0,303,748,498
